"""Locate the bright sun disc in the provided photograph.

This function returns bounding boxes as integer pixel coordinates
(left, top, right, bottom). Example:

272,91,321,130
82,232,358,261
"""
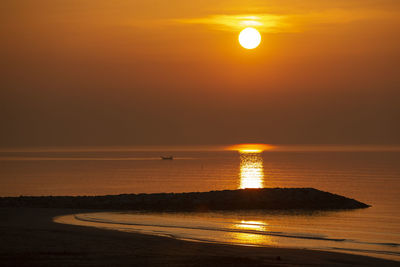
239,27,261,49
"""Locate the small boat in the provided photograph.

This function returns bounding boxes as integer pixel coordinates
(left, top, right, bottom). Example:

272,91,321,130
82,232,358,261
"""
160,156,173,160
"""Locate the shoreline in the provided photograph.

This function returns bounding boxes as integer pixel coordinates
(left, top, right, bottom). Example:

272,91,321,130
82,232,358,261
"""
0,207,398,266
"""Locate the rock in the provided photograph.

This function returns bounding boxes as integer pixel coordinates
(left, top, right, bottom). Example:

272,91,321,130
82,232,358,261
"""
0,188,370,211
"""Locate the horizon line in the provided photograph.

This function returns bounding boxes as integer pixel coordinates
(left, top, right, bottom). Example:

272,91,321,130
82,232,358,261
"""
1,144,400,153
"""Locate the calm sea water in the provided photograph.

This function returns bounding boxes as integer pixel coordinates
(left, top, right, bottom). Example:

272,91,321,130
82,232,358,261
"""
1,148,399,260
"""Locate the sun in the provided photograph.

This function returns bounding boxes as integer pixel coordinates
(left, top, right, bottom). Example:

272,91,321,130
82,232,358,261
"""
238,27,261,49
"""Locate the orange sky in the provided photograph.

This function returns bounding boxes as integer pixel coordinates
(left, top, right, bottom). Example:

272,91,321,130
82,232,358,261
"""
1,0,399,146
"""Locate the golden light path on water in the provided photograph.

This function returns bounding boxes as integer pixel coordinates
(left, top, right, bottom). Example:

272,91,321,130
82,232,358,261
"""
231,220,275,245
234,144,270,243
239,151,265,189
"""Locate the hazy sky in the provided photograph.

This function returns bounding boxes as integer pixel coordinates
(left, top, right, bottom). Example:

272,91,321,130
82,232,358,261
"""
1,0,399,147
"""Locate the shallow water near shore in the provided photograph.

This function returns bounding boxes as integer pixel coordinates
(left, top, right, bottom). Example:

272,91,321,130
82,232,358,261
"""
1,147,400,260
55,208,400,261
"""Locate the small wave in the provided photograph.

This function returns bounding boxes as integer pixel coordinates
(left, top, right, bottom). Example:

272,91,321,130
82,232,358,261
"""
56,212,400,261
75,214,400,250
353,241,400,248
75,214,347,243
329,247,400,257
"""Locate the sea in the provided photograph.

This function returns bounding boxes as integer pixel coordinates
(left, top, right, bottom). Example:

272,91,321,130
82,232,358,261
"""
1,146,399,261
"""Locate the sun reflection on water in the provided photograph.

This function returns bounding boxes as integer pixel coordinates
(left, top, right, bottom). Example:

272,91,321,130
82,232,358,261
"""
239,151,265,189
236,220,267,230
230,220,275,245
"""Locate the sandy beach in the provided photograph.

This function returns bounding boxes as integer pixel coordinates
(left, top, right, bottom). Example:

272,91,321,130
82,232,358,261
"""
0,207,397,267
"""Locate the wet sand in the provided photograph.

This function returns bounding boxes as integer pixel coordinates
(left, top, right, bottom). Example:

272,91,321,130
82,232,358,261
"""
0,207,397,266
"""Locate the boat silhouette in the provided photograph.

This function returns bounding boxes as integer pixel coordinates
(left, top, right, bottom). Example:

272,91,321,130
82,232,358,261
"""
160,156,173,160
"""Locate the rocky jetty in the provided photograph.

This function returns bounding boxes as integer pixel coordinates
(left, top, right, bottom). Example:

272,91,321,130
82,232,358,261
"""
0,188,369,211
